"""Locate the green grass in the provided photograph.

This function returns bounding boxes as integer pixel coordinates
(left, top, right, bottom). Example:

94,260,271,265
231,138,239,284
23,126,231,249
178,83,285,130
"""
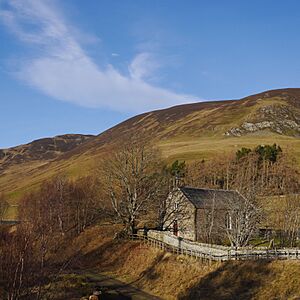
248,237,281,248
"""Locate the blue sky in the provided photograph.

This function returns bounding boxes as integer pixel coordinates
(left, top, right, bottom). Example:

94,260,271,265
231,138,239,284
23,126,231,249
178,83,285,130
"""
1,0,300,148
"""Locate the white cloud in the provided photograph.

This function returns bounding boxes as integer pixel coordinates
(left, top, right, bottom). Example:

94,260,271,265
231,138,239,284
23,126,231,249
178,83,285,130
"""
129,52,160,81
0,0,198,112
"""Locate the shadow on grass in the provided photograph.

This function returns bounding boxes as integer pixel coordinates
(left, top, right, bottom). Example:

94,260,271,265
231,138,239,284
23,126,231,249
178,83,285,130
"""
71,239,141,272
129,252,166,284
71,239,163,299
178,260,272,300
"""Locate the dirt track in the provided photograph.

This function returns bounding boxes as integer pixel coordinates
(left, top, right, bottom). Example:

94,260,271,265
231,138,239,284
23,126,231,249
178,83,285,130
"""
83,272,161,300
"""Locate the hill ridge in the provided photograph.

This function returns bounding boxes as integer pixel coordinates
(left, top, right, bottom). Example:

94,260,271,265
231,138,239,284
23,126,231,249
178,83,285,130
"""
0,134,95,170
1,87,300,201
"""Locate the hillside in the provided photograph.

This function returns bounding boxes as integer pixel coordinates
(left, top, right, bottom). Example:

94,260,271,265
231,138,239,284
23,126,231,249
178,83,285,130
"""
42,225,300,300
75,87,300,161
1,88,300,203
0,134,94,171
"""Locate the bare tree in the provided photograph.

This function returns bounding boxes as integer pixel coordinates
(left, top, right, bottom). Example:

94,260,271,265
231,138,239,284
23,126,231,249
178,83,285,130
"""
102,142,162,234
186,146,300,196
222,193,261,247
265,194,300,247
197,192,218,244
159,189,192,232
0,221,34,300
0,174,105,300
70,176,106,234
280,195,300,247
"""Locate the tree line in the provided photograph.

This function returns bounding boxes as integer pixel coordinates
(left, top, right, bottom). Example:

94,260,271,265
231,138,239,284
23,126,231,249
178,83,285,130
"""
0,176,107,300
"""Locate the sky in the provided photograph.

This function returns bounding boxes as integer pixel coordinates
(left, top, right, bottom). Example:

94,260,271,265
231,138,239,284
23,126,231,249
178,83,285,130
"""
1,1,300,148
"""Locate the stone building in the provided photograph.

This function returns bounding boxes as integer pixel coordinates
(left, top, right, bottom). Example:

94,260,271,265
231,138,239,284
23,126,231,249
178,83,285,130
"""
164,187,245,243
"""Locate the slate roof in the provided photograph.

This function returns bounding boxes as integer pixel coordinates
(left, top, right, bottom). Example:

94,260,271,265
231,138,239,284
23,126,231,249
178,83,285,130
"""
179,187,244,209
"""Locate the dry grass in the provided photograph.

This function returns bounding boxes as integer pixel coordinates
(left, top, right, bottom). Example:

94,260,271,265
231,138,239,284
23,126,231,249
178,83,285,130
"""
179,260,300,300
51,225,217,299
4,132,300,213
114,248,217,299
255,261,300,300
55,225,300,300
159,134,300,163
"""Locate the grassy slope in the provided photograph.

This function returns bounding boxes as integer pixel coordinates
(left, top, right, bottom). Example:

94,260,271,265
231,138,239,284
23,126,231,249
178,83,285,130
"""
2,88,300,207
53,225,300,300
159,134,300,162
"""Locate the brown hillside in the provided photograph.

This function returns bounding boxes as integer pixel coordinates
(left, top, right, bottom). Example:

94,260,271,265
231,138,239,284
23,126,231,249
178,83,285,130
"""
51,225,300,300
1,88,300,203
59,87,300,157
0,134,94,171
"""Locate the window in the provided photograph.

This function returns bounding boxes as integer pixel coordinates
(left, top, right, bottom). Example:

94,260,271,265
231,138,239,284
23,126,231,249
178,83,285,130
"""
174,202,179,211
225,213,232,230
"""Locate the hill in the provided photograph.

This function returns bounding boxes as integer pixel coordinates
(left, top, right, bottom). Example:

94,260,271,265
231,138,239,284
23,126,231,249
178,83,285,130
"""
1,88,300,203
0,134,94,170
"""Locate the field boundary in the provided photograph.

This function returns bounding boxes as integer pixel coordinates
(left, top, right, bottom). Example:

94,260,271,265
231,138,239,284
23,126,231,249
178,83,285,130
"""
132,230,300,262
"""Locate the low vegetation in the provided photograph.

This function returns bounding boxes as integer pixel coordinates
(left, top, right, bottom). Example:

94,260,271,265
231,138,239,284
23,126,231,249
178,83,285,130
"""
3,88,300,205
0,138,299,299
2,225,298,300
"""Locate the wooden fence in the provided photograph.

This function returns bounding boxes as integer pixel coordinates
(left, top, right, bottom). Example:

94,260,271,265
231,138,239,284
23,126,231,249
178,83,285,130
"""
131,233,300,262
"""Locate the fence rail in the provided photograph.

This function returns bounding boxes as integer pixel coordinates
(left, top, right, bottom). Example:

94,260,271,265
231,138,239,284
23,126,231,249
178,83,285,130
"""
130,232,300,262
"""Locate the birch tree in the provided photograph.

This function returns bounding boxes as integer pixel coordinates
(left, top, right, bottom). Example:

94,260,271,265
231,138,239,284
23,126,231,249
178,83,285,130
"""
266,194,300,247
223,193,261,247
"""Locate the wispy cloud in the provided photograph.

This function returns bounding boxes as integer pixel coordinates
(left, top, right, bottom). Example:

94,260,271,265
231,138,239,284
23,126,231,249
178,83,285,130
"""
0,0,198,112
129,52,160,81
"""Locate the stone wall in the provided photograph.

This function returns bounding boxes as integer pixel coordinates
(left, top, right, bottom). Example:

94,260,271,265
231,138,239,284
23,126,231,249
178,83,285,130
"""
164,189,196,241
137,230,300,261
147,230,229,257
195,209,227,243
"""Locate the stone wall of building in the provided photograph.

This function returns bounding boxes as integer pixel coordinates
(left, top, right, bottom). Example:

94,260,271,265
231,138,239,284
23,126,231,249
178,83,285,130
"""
195,208,227,243
164,189,196,241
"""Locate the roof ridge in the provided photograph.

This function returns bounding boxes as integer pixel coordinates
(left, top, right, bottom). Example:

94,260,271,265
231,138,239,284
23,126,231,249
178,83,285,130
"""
180,186,237,193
